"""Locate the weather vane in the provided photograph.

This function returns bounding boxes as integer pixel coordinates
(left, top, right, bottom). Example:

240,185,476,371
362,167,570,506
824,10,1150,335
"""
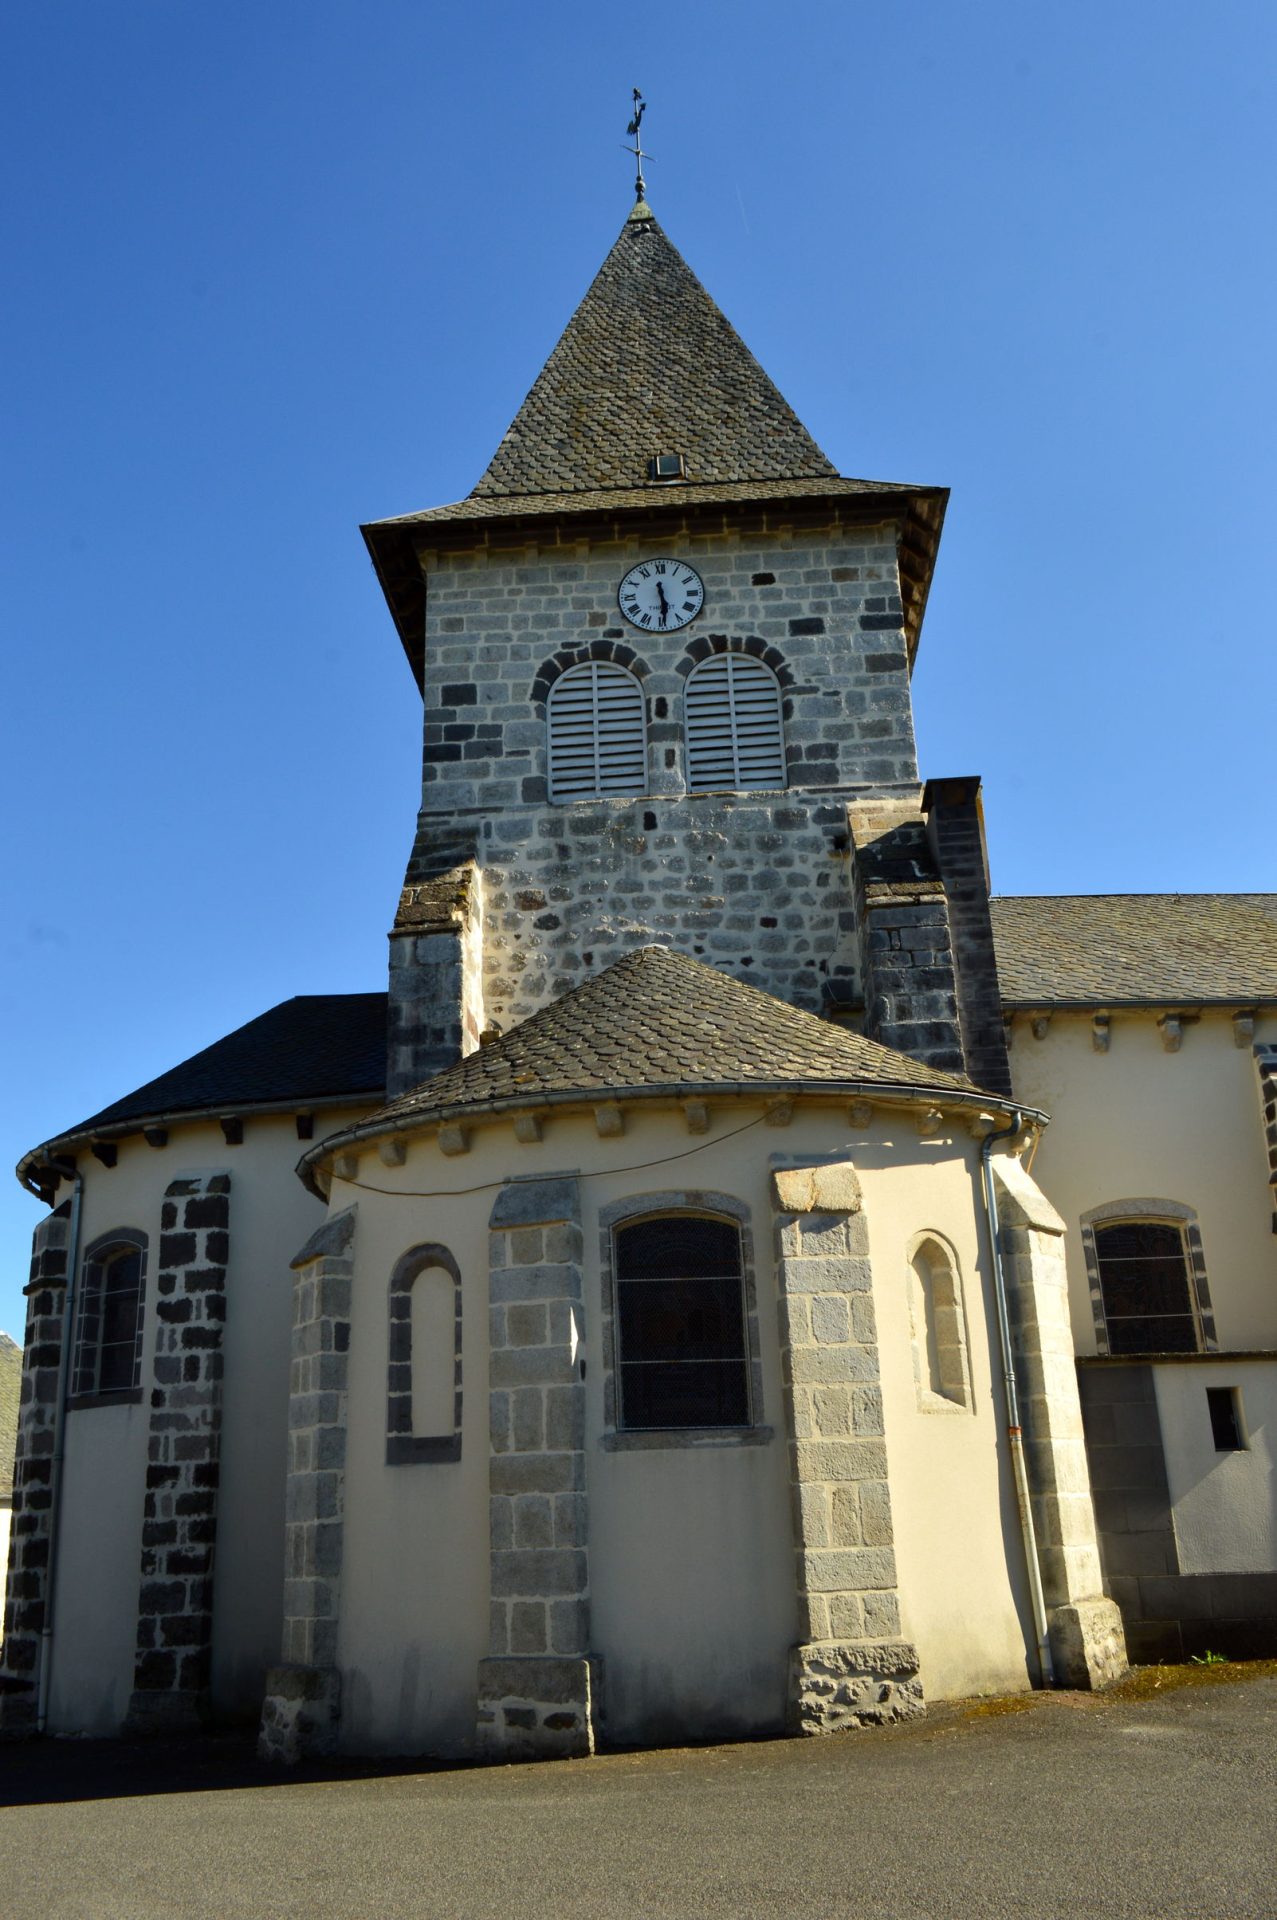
624,88,652,203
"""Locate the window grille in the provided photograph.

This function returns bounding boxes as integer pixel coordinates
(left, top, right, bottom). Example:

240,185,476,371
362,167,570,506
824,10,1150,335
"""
546,662,647,802
684,654,785,792
1092,1220,1200,1354
613,1215,749,1429
72,1233,146,1400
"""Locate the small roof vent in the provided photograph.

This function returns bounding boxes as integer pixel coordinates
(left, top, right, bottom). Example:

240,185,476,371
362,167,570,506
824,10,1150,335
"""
648,452,687,482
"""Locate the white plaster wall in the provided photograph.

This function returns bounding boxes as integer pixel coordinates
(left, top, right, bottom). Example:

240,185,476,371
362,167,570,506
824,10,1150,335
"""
50,1402,148,1732
587,1111,799,1746
45,1105,371,1734
863,1129,1037,1699
330,1097,1039,1752
337,1173,491,1757
1153,1360,1277,1574
1007,1010,1277,1354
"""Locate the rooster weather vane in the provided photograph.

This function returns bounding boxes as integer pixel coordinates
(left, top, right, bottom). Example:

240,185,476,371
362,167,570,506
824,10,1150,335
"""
624,89,652,203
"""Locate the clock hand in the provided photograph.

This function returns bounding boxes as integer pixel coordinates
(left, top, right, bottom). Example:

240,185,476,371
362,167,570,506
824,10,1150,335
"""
656,580,669,624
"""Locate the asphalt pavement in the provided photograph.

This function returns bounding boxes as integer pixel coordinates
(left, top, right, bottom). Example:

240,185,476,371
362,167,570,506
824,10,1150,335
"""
1,1671,1274,1919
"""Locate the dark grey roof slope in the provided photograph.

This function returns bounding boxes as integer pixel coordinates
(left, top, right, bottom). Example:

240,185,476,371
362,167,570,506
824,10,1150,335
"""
334,946,982,1153
0,1333,20,1504
991,896,1277,1007
473,207,837,499
26,994,387,1157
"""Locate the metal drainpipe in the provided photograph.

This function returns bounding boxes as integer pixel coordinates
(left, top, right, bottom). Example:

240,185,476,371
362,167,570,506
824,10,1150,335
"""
36,1157,83,1734
980,1112,1056,1687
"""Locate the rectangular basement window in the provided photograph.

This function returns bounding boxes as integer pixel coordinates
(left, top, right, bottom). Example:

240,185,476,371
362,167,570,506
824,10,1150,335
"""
1206,1385,1246,1452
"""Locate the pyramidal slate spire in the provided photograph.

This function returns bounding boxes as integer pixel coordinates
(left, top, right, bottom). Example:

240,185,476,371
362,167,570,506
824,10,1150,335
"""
472,205,837,499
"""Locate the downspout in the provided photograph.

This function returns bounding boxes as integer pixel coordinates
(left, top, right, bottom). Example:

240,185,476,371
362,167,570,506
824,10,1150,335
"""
980,1113,1055,1687
36,1158,83,1734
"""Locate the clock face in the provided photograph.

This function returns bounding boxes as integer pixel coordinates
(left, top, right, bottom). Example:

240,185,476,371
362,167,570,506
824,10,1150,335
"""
617,558,705,633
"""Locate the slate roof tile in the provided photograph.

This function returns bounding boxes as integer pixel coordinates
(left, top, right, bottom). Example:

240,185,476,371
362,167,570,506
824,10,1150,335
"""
33,994,388,1149
991,895,1277,1006
356,944,981,1138
471,209,837,499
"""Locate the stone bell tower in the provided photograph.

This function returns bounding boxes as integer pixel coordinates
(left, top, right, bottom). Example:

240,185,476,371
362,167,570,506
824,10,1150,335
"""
361,193,1007,1102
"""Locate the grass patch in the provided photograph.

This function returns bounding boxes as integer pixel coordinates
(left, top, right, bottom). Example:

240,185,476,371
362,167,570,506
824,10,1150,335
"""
961,1694,1039,1720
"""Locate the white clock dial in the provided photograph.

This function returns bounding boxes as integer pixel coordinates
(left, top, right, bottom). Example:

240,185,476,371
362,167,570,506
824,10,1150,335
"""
617,558,704,633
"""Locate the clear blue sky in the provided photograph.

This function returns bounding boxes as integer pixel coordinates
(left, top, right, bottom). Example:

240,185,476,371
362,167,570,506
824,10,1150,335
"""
3,1,1273,1338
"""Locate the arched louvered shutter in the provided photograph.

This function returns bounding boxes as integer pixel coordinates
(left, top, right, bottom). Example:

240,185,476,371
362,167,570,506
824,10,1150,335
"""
547,662,647,802
685,654,786,792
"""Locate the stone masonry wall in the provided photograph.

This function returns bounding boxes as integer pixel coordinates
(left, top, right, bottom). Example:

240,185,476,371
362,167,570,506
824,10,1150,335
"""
387,861,484,1099
477,1175,595,1760
848,795,966,1076
403,521,920,1030
924,777,1013,1097
0,1201,72,1733
125,1174,230,1732
259,1206,356,1763
770,1160,923,1732
1078,1361,1277,1662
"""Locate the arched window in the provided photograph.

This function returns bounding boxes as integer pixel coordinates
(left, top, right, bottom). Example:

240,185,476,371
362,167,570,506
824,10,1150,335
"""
906,1234,971,1410
387,1243,462,1463
684,653,786,792
546,661,646,802
612,1213,751,1430
1081,1205,1213,1355
72,1230,147,1402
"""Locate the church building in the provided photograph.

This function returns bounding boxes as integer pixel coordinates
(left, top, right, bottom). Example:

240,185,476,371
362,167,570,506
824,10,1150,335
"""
4,181,1273,1762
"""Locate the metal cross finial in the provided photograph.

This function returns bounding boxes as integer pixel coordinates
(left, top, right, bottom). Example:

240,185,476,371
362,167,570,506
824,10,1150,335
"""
624,88,652,203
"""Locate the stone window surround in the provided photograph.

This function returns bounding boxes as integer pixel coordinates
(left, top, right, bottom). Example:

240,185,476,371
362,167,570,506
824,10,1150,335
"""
904,1229,974,1414
69,1225,148,1409
596,1190,770,1451
387,1242,463,1465
1079,1198,1217,1356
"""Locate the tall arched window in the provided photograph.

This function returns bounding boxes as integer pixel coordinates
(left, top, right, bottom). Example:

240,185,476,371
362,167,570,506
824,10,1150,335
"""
72,1230,147,1402
387,1243,462,1463
546,661,647,802
1080,1204,1214,1355
612,1213,750,1430
906,1234,971,1410
684,653,786,792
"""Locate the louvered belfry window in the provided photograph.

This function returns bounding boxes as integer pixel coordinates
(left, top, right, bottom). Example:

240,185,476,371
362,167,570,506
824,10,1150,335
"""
546,662,647,802
684,654,786,792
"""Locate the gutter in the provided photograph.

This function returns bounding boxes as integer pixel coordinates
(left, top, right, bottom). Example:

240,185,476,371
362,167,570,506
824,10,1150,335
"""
980,1110,1055,1688
299,1077,1046,1198
37,1157,83,1733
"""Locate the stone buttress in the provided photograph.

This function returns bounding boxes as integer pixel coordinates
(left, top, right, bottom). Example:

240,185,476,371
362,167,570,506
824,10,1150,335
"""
259,1206,356,1762
0,1201,72,1734
993,1156,1127,1687
125,1173,231,1731
771,1159,923,1730
477,1175,597,1758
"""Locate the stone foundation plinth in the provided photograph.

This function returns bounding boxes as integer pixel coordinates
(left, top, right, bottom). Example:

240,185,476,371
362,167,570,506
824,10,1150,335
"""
476,1656,597,1760
788,1639,924,1734
0,1678,38,1740
1048,1598,1127,1690
258,1665,341,1763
